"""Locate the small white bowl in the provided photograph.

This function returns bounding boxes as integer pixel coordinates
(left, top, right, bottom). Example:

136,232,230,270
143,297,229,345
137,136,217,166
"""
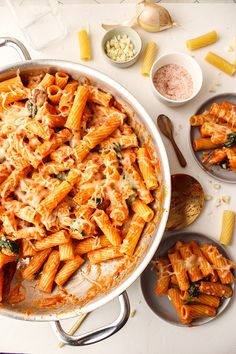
101,27,142,68
150,52,203,107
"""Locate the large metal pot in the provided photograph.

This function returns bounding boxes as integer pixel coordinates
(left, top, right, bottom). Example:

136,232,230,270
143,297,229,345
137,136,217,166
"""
0,38,171,346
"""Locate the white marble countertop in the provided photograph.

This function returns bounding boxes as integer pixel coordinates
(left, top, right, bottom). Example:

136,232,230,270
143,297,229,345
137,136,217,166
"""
0,2,236,354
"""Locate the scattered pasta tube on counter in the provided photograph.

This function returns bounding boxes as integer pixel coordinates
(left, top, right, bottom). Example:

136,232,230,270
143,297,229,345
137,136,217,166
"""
205,51,236,76
78,29,91,61
186,30,218,51
219,210,235,246
141,42,158,76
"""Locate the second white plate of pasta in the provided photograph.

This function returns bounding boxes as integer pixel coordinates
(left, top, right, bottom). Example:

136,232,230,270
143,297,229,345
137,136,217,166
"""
189,93,236,184
141,232,235,327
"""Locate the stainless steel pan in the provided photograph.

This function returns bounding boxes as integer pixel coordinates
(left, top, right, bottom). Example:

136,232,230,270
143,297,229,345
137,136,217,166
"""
0,37,171,345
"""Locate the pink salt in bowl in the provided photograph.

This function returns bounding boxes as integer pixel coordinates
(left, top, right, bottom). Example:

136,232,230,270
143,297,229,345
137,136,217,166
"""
150,52,203,107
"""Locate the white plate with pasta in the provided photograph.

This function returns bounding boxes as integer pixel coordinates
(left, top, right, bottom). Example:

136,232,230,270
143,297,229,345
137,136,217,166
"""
141,232,235,327
190,93,236,184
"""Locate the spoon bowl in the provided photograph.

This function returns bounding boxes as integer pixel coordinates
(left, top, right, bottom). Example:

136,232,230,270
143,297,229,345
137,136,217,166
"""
166,174,205,231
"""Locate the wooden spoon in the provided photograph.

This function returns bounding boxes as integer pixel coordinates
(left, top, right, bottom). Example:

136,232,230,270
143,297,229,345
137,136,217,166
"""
166,174,205,231
157,114,187,167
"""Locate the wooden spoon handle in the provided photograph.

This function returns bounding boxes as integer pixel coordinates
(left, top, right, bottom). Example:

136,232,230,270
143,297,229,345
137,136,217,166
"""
170,137,187,167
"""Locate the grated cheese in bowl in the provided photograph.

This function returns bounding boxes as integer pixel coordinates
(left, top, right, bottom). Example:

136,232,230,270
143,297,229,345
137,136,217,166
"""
105,34,136,62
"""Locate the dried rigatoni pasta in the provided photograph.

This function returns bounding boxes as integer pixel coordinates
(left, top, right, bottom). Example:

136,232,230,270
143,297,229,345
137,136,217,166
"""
78,29,91,61
141,42,158,76
205,51,236,76
38,250,60,293
55,255,84,286
219,210,235,246
120,214,146,256
186,30,218,51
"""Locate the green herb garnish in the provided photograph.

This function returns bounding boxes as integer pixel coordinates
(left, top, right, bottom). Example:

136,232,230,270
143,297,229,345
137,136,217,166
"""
56,171,68,181
113,143,123,159
221,132,236,148
0,237,19,255
92,197,103,206
220,160,228,170
70,221,85,237
0,157,5,164
187,283,200,301
27,99,38,118
127,193,137,206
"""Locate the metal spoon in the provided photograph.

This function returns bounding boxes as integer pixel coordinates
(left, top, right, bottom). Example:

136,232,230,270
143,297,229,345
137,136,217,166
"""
166,174,205,231
157,114,187,167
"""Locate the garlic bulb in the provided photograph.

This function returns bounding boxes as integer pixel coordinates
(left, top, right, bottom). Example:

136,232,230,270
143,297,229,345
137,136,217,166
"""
137,1,174,33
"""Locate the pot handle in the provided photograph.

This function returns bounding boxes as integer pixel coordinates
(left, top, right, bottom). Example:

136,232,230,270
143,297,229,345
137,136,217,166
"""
0,37,31,60
51,291,130,346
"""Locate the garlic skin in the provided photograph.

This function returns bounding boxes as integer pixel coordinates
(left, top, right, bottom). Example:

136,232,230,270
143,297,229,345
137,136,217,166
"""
137,1,174,33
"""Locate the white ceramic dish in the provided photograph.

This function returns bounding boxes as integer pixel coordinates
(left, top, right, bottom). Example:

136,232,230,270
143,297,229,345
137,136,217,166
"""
141,232,234,327
101,26,142,68
150,52,203,107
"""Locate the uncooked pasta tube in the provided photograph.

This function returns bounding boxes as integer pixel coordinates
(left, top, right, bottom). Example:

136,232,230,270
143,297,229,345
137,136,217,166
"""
220,210,235,245
205,51,236,76
186,30,218,51
141,42,158,76
78,29,91,61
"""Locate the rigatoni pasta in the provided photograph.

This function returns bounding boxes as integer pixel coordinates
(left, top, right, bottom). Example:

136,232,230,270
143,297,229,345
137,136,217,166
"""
0,70,161,304
154,239,235,326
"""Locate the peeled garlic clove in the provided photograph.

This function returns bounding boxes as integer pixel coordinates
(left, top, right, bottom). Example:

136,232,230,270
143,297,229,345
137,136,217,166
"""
137,2,174,33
